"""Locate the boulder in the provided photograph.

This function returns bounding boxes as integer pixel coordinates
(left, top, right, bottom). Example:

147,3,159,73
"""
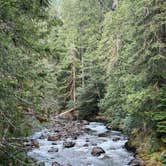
84,128,93,134
54,129,60,133
91,147,105,156
48,147,59,153
52,142,57,145
106,123,112,130
31,139,40,148
112,137,120,141
72,136,77,140
48,135,60,141
63,142,75,148
128,158,144,166
98,133,108,137
83,143,89,147
124,141,136,152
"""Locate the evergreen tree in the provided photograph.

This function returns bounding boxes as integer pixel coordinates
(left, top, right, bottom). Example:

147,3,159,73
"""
0,0,62,164
99,0,166,151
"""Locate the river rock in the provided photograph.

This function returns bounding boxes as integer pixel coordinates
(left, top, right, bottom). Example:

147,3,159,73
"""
52,142,57,145
80,120,89,125
112,137,120,141
52,161,61,166
71,135,77,140
98,132,108,137
48,135,60,141
83,143,89,147
91,147,105,156
84,128,93,134
124,141,136,152
63,142,75,148
128,158,144,166
24,141,33,151
39,134,46,139
31,139,40,148
86,138,90,142
54,129,60,133
91,143,97,146
106,123,112,130
48,147,59,153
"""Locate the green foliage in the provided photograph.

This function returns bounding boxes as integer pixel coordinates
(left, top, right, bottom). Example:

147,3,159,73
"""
1,0,165,164
58,0,166,150
0,0,62,164
99,0,166,145
77,84,99,119
55,0,107,113
152,86,166,143
148,135,161,153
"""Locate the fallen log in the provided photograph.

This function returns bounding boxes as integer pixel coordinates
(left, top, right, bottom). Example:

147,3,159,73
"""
55,108,78,120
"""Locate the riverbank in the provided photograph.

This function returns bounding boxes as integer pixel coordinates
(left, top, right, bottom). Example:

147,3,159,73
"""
125,132,164,166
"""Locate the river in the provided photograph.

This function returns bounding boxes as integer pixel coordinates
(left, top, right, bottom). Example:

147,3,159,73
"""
28,122,134,166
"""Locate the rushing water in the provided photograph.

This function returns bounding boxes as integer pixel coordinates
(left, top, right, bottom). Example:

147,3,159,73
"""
28,122,134,166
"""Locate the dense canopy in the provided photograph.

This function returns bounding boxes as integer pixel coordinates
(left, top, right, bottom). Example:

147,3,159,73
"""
0,0,166,165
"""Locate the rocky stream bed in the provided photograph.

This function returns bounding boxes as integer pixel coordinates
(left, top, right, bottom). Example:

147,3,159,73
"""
25,117,143,166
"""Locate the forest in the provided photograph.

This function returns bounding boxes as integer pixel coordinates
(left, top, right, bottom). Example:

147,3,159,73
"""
0,0,166,165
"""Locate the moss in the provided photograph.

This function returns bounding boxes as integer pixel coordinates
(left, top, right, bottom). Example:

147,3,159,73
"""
125,128,165,166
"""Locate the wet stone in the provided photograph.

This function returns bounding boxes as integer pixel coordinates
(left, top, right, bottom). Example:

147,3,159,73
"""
48,135,60,141
83,143,89,147
31,139,40,148
72,136,77,140
63,142,75,148
106,123,112,130
84,128,93,133
91,147,105,156
112,137,121,141
52,161,61,166
54,129,60,132
39,134,45,139
128,158,144,166
52,142,57,145
91,143,97,146
98,133,107,137
48,147,59,153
